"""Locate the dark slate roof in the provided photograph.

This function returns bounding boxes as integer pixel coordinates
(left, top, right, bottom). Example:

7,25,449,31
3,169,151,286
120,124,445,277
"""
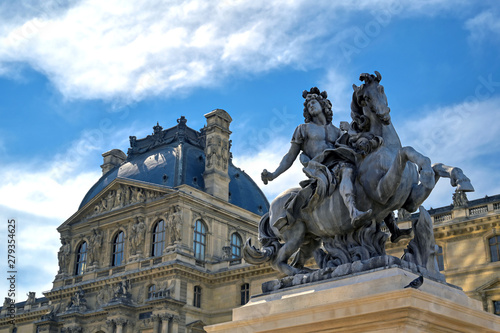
79,116,269,215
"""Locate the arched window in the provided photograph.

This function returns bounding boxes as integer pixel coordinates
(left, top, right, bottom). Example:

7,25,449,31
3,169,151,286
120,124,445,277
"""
147,284,156,299
240,283,250,305
75,242,87,275
231,233,242,259
490,236,500,262
193,220,207,261
193,285,202,308
437,245,444,271
152,220,165,257
112,231,125,266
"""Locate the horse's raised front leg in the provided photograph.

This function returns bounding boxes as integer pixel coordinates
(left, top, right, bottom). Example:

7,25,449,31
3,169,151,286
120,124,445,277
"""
272,222,307,276
375,147,419,204
400,146,435,190
404,163,474,213
376,146,434,205
432,163,474,192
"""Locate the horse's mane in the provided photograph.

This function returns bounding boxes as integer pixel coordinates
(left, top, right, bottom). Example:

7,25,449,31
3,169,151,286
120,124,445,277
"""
350,72,382,133
350,86,370,133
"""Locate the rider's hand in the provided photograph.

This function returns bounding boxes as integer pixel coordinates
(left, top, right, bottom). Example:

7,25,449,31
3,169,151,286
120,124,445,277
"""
261,169,274,185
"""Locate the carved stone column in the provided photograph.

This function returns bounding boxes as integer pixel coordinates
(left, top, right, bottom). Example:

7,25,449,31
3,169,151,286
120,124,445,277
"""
171,315,180,333
160,313,172,333
203,109,232,201
115,318,127,333
106,319,116,333
152,314,161,333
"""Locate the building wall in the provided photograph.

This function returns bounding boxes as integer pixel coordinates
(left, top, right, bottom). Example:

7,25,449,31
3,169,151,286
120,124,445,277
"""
386,194,500,314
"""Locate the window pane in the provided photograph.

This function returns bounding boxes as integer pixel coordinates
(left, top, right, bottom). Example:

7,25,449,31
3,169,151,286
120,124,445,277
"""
193,221,207,260
194,286,202,307
152,220,165,257
75,242,88,275
240,283,249,305
491,245,499,262
231,234,242,259
494,301,500,315
113,232,124,266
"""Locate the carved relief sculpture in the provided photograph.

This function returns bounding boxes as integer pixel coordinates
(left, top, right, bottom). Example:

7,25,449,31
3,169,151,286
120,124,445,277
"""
57,238,71,274
66,287,87,312
129,216,146,255
86,185,162,219
166,205,182,245
26,292,36,305
453,188,469,208
88,228,103,266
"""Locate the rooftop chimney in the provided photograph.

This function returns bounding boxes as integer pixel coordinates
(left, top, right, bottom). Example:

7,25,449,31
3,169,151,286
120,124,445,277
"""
203,109,232,201
101,149,127,175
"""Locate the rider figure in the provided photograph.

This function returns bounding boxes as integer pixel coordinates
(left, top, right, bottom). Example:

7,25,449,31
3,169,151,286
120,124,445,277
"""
262,87,371,228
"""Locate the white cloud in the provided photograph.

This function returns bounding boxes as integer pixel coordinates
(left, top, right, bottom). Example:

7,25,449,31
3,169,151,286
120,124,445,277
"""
465,10,500,44
398,97,500,208
320,68,353,120
0,120,140,220
0,206,61,301
0,122,142,299
0,0,468,102
233,136,305,201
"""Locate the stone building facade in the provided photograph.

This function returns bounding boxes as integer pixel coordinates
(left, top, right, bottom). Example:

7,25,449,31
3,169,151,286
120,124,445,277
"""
1,110,500,332
386,193,500,315
0,110,275,333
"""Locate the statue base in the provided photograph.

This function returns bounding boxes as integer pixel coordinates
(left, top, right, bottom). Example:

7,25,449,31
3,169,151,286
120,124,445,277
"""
205,268,500,333
261,255,444,293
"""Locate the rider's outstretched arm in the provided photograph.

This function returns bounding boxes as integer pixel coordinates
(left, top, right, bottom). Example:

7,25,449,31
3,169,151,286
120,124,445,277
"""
262,143,300,184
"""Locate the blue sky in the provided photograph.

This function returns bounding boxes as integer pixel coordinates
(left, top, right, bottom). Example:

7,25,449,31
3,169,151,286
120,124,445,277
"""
1,0,500,301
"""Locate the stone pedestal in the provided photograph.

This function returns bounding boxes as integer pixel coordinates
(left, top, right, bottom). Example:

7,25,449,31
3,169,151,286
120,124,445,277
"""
205,268,500,333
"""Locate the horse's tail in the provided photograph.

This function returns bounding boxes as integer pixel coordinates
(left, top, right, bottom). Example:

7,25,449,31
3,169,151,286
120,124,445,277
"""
243,213,281,265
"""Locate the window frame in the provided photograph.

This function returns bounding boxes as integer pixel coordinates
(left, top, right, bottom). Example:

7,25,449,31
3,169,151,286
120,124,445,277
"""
147,284,156,299
75,241,88,276
112,231,125,266
490,235,500,263
193,220,207,261
193,285,202,308
494,300,500,315
436,245,445,271
231,233,243,259
152,220,166,257
240,283,250,305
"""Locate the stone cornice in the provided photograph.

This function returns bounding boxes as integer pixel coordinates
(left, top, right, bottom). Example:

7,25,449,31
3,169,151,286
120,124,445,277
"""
45,261,273,300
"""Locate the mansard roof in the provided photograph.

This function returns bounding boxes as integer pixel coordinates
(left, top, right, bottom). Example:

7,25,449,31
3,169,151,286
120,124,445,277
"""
79,116,269,216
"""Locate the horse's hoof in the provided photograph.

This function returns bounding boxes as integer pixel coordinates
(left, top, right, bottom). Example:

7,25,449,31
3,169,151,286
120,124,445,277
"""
390,228,412,243
351,209,372,229
456,180,475,192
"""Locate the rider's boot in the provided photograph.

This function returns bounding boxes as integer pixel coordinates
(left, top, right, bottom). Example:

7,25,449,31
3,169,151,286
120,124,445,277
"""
346,194,372,228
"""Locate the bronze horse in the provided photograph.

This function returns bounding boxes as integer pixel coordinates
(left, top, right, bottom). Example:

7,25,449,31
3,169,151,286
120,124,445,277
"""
244,71,473,276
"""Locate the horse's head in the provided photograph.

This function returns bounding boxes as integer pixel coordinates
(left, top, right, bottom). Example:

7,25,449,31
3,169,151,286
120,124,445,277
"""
351,71,391,131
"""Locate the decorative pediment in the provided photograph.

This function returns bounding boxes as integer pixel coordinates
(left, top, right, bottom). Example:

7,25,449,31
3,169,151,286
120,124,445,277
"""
82,184,164,219
61,179,174,228
476,277,500,294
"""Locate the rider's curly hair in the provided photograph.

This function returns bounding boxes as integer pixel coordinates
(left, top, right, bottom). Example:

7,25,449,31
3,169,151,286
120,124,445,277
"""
302,87,333,124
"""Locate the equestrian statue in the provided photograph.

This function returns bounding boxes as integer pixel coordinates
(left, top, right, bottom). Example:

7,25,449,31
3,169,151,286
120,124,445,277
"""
244,71,474,283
